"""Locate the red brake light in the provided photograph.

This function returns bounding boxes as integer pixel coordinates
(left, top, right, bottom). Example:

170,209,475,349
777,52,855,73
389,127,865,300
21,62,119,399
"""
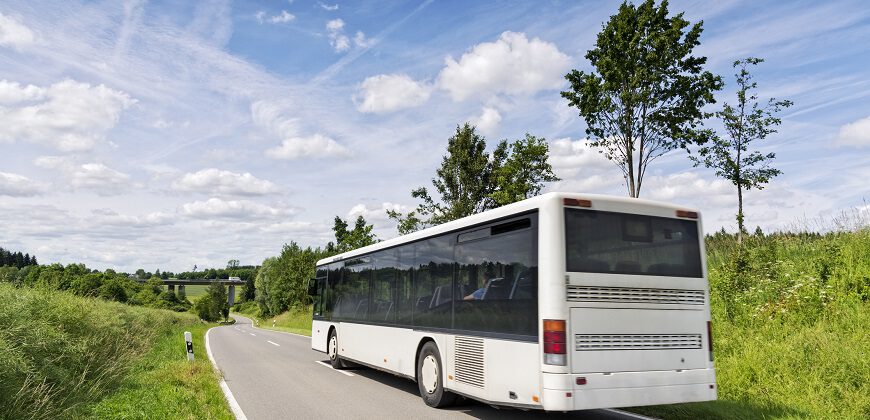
543,319,567,355
676,210,699,219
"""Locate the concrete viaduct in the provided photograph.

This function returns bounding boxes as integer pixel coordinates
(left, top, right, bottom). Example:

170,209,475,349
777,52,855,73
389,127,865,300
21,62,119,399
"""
139,277,244,305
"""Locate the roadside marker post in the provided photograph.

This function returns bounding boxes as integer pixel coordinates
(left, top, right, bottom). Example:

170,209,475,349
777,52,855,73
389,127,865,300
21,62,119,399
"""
185,331,194,361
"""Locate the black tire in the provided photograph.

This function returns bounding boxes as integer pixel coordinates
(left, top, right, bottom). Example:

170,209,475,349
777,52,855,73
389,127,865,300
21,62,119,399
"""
416,341,456,408
327,329,346,369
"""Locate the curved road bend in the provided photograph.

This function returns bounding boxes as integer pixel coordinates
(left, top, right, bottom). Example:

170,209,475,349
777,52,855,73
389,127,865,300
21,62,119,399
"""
208,315,654,420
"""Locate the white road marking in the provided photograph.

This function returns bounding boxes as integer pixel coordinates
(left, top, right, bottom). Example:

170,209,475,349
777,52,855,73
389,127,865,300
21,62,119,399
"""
233,314,311,339
604,409,660,419
316,361,355,377
249,333,256,337
206,327,249,420
267,340,280,347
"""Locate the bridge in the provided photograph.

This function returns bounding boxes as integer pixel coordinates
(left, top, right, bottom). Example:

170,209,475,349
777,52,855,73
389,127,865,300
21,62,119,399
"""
136,277,244,305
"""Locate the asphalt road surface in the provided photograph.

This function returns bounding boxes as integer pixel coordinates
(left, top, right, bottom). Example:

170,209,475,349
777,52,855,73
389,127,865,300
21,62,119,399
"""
207,315,655,420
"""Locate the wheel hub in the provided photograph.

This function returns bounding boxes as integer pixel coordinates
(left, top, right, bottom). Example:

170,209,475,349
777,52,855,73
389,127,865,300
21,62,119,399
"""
329,336,337,360
421,355,438,394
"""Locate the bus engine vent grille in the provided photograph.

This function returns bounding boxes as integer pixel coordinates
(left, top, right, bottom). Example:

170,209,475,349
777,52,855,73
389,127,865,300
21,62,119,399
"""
575,334,703,351
454,336,484,388
567,286,705,305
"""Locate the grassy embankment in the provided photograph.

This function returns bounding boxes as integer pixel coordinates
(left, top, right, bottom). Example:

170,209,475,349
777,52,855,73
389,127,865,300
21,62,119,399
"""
0,283,232,420
630,228,870,419
183,284,242,301
233,301,312,336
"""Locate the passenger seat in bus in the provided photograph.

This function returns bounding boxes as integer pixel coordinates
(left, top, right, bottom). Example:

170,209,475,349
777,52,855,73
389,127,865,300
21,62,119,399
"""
481,278,508,299
509,269,536,299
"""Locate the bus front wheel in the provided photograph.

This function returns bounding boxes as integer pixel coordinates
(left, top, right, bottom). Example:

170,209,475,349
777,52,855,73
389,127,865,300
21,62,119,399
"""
327,329,346,369
416,341,456,408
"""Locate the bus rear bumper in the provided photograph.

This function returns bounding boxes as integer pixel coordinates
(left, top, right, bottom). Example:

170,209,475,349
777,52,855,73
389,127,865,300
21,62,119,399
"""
540,368,717,411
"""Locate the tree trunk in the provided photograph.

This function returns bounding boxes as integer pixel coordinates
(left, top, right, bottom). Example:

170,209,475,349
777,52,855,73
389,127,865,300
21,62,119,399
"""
736,184,744,245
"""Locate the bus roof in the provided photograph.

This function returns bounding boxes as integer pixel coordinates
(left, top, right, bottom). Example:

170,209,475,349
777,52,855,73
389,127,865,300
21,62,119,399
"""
316,192,700,267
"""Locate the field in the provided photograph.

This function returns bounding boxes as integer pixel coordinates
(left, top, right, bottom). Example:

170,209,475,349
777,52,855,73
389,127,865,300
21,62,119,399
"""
182,284,243,300
0,283,232,419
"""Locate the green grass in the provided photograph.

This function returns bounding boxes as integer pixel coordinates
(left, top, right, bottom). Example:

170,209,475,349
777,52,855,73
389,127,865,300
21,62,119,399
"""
233,301,312,336
182,285,242,300
0,283,232,420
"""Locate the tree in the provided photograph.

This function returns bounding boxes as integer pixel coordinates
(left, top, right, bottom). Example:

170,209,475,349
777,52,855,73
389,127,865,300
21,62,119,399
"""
206,280,229,322
388,123,558,233
692,57,792,243
328,215,378,253
561,0,723,197
227,259,240,270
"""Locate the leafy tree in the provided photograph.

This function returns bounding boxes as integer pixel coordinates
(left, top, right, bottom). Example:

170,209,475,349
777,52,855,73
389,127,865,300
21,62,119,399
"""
692,57,792,243
255,243,326,316
561,0,723,197
194,295,218,322
388,123,558,233
206,280,229,322
328,215,378,253
227,259,240,270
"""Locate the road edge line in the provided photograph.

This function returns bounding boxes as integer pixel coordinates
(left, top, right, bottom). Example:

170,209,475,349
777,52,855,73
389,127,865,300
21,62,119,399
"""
603,408,660,420
206,327,249,420
232,314,311,339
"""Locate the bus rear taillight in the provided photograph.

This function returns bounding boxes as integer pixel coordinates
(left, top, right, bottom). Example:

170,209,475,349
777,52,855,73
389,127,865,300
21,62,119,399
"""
707,321,714,362
543,319,567,366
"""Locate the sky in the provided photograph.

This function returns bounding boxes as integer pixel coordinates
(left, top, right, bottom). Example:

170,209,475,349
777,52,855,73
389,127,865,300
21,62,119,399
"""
1,0,868,272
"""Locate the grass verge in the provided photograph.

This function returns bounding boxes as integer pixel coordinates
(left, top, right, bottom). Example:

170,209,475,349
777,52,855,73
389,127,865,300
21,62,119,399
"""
233,301,312,336
0,283,232,419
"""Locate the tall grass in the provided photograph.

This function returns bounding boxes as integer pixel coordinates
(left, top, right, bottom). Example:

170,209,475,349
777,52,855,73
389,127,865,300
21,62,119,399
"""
0,283,225,419
631,227,870,419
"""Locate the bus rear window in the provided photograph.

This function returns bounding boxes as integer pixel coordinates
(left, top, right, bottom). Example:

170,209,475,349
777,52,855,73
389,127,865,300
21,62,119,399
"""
565,209,702,278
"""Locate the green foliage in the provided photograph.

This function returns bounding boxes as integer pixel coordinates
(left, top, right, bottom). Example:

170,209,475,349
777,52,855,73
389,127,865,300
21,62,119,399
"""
692,57,793,240
0,283,199,420
328,215,378,253
0,246,38,268
561,0,722,197
194,281,230,322
255,243,329,317
388,123,558,233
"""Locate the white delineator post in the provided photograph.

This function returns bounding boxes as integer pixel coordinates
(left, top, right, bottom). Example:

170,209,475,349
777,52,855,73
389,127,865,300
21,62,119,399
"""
185,331,194,361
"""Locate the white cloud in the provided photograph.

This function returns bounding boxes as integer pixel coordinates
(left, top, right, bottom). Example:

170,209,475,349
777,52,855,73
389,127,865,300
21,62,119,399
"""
180,198,292,220
256,10,296,24
90,208,173,228
437,31,571,101
471,106,502,137
645,172,734,206
347,202,409,222
319,2,339,11
172,168,280,196
326,18,350,52
0,80,44,103
548,138,614,178
0,172,48,197
353,31,373,48
70,163,132,193
0,13,36,50
355,74,432,113
834,115,870,147
0,79,135,152
265,134,351,160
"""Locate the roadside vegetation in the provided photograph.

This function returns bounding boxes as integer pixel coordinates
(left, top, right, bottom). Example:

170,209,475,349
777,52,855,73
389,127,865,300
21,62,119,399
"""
0,283,231,420
233,301,312,336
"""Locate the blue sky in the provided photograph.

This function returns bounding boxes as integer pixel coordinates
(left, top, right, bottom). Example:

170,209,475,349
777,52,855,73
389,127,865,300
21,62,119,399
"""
1,0,868,272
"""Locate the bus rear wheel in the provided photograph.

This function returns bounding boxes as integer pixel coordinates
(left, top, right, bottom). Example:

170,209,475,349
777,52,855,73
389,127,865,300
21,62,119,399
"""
327,329,346,369
416,341,456,408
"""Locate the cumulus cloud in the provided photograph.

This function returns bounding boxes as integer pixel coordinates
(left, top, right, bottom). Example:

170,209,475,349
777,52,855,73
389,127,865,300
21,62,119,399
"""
355,74,432,113
265,134,351,160
0,79,135,152
347,202,409,222
437,31,571,101
0,172,48,197
319,2,339,11
0,13,36,50
257,10,295,24
547,137,614,178
353,31,373,48
645,172,735,207
90,208,173,228
172,168,279,196
34,156,132,195
326,18,350,52
471,106,502,137
834,115,870,146
180,197,292,220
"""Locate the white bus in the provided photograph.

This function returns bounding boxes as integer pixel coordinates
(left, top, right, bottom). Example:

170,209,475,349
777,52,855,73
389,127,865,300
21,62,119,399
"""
309,192,716,411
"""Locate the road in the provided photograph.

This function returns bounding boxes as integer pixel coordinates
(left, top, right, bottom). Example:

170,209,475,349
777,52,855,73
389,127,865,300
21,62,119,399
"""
207,315,654,420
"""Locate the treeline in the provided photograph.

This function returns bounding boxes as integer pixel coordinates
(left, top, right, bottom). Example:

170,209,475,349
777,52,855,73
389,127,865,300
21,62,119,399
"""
0,246,37,268
0,264,191,312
